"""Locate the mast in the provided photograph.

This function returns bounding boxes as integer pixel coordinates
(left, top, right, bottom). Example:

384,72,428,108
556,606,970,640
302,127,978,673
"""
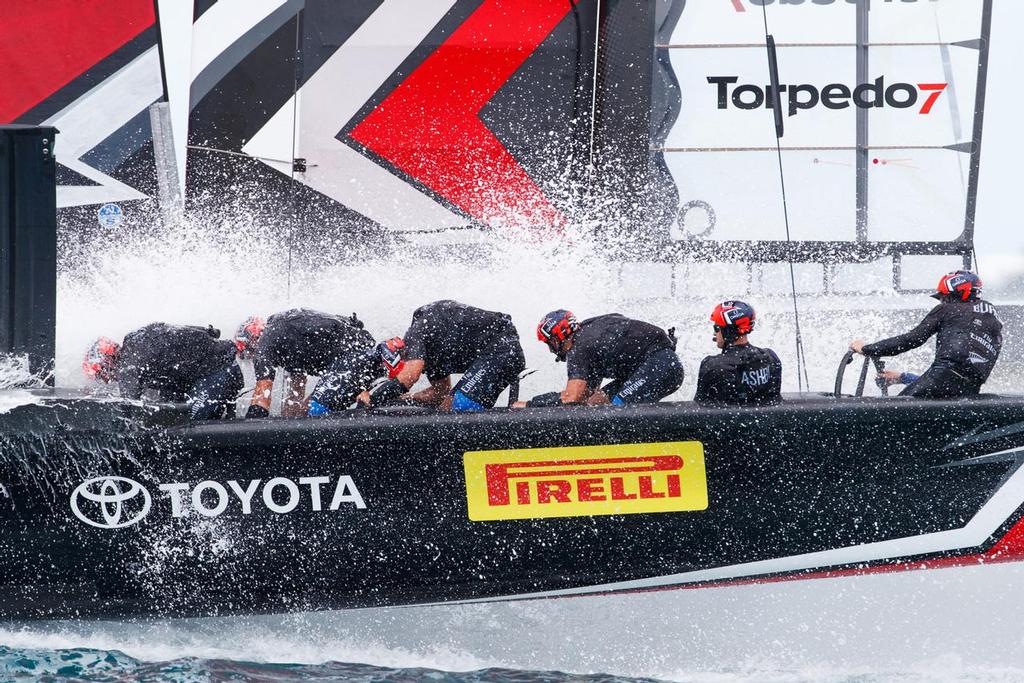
855,1,869,242
961,0,993,271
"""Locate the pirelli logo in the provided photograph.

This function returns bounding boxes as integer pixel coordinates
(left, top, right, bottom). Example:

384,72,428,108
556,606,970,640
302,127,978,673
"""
463,442,707,521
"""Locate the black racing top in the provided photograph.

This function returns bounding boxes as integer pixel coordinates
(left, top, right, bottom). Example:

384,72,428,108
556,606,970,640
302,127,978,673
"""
693,343,782,406
566,314,675,386
862,299,1003,382
118,323,236,402
311,346,386,408
403,300,517,379
253,309,375,381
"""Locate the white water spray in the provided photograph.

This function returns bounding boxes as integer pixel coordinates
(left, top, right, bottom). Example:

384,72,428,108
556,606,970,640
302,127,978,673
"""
55,200,987,400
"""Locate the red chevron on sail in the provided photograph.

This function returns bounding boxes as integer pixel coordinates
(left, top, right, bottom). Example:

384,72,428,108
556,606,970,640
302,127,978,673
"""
349,0,570,230
1,0,155,122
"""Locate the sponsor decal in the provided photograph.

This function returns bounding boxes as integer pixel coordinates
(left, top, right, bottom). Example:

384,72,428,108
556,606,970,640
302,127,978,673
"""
708,76,947,116
970,332,998,357
742,366,773,387
70,475,365,528
71,476,152,529
464,442,707,521
974,302,997,316
97,203,123,229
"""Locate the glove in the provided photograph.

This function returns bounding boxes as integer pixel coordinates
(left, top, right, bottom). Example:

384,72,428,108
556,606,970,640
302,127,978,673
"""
308,400,330,417
246,404,270,419
368,378,405,407
527,392,563,408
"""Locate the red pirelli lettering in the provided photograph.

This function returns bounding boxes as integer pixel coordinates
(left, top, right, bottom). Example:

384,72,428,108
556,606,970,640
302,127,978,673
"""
577,478,606,502
536,480,571,504
485,455,683,506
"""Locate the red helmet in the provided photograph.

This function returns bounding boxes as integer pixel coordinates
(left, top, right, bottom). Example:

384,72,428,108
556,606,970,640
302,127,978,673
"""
377,337,405,379
932,270,982,302
234,316,265,358
537,310,580,349
83,337,120,382
711,300,756,337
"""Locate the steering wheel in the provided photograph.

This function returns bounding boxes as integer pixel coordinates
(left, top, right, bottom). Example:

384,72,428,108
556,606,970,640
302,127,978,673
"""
834,349,888,398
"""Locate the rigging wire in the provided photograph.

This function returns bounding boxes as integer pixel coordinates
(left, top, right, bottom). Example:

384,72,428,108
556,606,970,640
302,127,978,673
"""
185,145,317,167
285,14,304,303
760,3,810,393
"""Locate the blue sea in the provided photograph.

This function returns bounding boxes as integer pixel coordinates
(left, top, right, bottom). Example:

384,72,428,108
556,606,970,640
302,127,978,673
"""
0,647,667,683
4,647,1024,683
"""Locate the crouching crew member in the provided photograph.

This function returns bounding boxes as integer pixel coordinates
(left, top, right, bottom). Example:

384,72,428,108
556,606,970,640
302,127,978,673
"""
236,309,374,418
83,323,241,420
851,270,1002,399
307,337,405,416
364,300,525,412
694,301,782,405
520,310,684,407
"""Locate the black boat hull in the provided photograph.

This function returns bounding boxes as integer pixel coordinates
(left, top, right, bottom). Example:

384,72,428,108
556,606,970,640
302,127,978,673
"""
3,391,1024,620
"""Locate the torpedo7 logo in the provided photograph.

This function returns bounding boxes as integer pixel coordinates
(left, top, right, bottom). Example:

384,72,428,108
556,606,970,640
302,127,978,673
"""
709,76,948,116
463,441,708,521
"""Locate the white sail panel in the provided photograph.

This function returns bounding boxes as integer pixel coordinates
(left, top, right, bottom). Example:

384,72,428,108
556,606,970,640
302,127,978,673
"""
659,0,987,246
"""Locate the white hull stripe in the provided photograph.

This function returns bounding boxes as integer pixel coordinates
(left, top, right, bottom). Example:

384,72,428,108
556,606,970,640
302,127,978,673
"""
438,445,1024,606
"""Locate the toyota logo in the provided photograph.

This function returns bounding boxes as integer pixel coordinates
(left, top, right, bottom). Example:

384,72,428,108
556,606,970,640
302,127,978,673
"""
70,476,152,529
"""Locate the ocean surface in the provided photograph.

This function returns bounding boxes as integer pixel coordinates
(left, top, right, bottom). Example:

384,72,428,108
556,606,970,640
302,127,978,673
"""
0,648,664,683
2,647,1024,683
3,561,1024,683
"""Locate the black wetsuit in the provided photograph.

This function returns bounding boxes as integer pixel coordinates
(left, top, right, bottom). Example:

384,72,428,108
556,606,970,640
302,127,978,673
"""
117,323,241,419
862,299,1002,399
693,343,782,406
252,309,375,381
403,300,525,409
308,346,385,412
549,314,683,405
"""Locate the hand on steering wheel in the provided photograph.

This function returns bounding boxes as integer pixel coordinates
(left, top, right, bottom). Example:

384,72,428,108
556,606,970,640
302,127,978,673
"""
877,370,903,387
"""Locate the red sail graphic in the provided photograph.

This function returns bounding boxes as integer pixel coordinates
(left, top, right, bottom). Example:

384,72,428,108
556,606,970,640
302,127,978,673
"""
1,0,155,122
349,0,570,231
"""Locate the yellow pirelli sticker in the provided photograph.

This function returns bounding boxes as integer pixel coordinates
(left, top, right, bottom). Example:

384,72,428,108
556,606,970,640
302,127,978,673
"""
463,441,707,521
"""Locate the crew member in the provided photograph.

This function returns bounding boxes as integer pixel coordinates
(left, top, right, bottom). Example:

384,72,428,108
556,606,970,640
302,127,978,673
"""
693,300,782,405
236,309,375,418
851,270,1002,399
518,310,683,407
363,300,525,412
83,323,241,420
307,337,405,416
